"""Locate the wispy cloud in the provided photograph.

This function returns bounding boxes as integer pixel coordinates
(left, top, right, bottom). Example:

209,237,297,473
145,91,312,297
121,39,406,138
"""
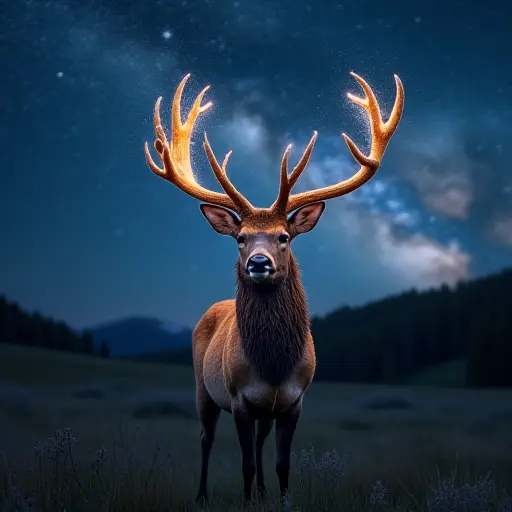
398,116,474,220
372,219,470,287
320,202,470,289
218,111,269,156
407,167,473,220
189,109,275,203
490,216,512,246
395,112,512,253
231,78,266,106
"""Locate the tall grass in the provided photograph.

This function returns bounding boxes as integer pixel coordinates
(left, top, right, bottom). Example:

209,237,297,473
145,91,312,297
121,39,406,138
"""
1,346,511,511
1,426,511,511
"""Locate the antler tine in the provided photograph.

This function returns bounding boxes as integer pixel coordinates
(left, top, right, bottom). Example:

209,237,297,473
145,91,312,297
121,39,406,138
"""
203,134,254,216
269,132,318,212
144,97,169,176
169,74,210,185
272,144,293,215
346,72,383,130
287,131,318,190
144,74,253,214
284,73,404,214
153,96,168,147
385,74,405,137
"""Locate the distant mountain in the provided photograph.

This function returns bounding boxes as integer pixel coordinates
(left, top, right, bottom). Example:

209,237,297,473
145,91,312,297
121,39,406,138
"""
87,316,192,357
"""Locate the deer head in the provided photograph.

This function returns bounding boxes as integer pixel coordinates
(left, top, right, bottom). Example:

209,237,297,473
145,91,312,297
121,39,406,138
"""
145,73,404,285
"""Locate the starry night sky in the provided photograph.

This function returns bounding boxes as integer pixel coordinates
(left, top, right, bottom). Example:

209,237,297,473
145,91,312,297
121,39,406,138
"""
1,0,511,329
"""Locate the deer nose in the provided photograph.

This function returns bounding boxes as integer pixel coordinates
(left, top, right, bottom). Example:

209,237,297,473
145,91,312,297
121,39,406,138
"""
247,254,273,272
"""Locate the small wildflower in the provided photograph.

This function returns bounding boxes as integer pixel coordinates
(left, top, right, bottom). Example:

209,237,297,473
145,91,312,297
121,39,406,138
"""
295,445,316,472
32,428,77,462
427,473,494,512
95,448,107,461
315,449,346,479
295,446,346,480
92,448,107,473
281,491,292,512
369,480,389,508
293,444,347,500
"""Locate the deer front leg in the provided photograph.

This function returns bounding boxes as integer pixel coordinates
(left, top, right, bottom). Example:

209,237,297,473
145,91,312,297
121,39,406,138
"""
256,418,274,498
233,401,256,502
275,398,302,502
195,384,221,504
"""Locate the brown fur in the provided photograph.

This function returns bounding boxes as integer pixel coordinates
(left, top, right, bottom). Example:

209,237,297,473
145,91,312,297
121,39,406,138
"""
236,256,310,387
192,246,317,411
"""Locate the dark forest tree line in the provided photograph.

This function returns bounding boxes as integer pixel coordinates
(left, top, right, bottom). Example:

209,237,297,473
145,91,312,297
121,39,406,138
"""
0,296,110,358
311,268,512,387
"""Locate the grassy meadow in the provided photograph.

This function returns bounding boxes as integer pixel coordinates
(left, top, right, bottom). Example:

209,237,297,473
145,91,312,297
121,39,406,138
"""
0,343,511,511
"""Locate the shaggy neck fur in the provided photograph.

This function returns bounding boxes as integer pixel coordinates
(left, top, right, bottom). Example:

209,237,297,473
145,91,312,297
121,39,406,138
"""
235,255,310,387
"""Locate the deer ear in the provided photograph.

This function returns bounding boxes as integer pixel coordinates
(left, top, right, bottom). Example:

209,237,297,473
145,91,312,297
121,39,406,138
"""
288,202,325,237
200,204,241,236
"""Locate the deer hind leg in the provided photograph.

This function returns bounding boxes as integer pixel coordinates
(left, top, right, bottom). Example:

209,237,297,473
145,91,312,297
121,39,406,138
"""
255,418,274,498
195,383,221,504
275,398,302,502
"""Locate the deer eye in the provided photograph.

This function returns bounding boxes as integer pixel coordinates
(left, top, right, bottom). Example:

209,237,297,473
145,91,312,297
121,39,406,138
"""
237,234,246,247
278,234,289,244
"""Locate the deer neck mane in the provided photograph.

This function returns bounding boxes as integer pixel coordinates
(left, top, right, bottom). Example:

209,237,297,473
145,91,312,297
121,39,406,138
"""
235,255,310,387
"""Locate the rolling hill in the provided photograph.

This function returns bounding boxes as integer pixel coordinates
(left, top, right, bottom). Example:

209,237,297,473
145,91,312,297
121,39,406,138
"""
87,316,193,357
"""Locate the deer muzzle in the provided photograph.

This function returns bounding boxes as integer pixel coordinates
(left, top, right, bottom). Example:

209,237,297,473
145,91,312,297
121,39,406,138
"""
247,253,274,282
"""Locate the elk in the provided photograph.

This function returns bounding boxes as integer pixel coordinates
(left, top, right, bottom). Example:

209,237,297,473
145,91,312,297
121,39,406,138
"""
144,72,404,503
